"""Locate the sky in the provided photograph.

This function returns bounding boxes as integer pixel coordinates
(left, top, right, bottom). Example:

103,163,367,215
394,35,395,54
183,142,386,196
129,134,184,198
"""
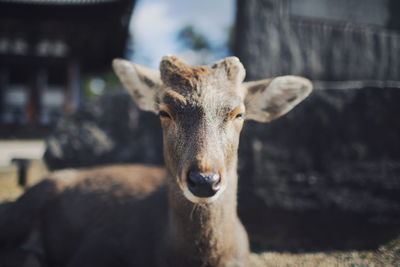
128,0,235,69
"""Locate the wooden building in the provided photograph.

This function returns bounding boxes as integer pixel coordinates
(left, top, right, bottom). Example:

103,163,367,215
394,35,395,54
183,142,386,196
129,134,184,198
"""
0,0,135,137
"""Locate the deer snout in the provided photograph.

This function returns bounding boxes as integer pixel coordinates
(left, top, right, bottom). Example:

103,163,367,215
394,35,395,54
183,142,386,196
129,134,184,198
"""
187,171,221,198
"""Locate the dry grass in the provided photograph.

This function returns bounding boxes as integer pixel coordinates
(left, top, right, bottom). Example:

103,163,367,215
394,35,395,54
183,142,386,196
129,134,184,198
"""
251,236,400,266
0,160,48,202
250,249,397,267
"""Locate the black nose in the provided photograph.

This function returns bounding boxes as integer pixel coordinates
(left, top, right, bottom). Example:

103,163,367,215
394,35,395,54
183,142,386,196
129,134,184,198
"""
187,172,221,198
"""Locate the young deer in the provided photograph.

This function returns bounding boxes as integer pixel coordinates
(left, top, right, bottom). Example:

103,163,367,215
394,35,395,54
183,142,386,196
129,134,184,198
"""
0,56,312,267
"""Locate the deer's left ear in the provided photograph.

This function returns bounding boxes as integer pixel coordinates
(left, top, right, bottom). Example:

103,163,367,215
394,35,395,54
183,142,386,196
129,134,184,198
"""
244,76,313,122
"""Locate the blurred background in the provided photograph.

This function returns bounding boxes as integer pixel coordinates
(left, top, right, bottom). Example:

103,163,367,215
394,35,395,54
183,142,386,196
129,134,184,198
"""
0,0,400,265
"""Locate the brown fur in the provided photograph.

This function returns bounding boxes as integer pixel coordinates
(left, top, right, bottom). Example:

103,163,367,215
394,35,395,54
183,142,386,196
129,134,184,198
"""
0,56,312,267
160,56,211,88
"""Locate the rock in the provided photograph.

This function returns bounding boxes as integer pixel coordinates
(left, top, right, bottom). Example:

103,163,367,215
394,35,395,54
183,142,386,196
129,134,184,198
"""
236,87,400,250
44,90,163,170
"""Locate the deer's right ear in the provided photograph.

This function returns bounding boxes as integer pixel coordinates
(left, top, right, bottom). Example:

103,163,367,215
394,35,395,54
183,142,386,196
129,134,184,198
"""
112,58,162,113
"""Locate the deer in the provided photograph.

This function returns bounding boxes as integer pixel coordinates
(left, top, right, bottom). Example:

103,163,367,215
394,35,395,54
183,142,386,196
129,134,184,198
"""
0,56,312,267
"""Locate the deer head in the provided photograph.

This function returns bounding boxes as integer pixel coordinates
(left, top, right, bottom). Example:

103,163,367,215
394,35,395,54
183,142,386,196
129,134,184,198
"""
113,56,312,204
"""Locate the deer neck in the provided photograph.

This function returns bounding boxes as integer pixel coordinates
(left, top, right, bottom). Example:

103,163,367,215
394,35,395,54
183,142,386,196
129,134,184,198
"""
165,167,240,265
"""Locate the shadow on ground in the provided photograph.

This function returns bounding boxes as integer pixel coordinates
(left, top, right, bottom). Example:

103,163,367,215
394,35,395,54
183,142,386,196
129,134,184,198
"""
240,197,400,252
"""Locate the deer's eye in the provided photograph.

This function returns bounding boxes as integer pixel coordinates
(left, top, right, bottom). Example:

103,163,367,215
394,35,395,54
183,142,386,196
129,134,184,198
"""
235,113,244,119
159,110,171,119
228,106,244,121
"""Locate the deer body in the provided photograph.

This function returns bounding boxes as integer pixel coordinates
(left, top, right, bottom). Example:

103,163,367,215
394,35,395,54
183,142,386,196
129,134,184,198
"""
0,56,312,267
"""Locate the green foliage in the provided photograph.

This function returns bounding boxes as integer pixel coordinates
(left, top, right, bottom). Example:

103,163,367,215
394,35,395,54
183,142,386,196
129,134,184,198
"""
177,25,210,51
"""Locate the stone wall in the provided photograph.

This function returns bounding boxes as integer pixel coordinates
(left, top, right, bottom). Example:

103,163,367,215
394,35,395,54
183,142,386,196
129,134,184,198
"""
235,0,400,81
237,87,400,250
232,0,400,250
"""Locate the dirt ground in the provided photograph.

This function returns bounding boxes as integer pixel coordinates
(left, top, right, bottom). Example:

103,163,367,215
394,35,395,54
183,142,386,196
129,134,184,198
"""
0,162,399,267
0,160,48,203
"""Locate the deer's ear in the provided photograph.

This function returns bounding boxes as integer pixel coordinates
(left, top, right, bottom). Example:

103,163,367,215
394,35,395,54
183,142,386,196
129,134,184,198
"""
112,58,162,113
244,76,313,122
